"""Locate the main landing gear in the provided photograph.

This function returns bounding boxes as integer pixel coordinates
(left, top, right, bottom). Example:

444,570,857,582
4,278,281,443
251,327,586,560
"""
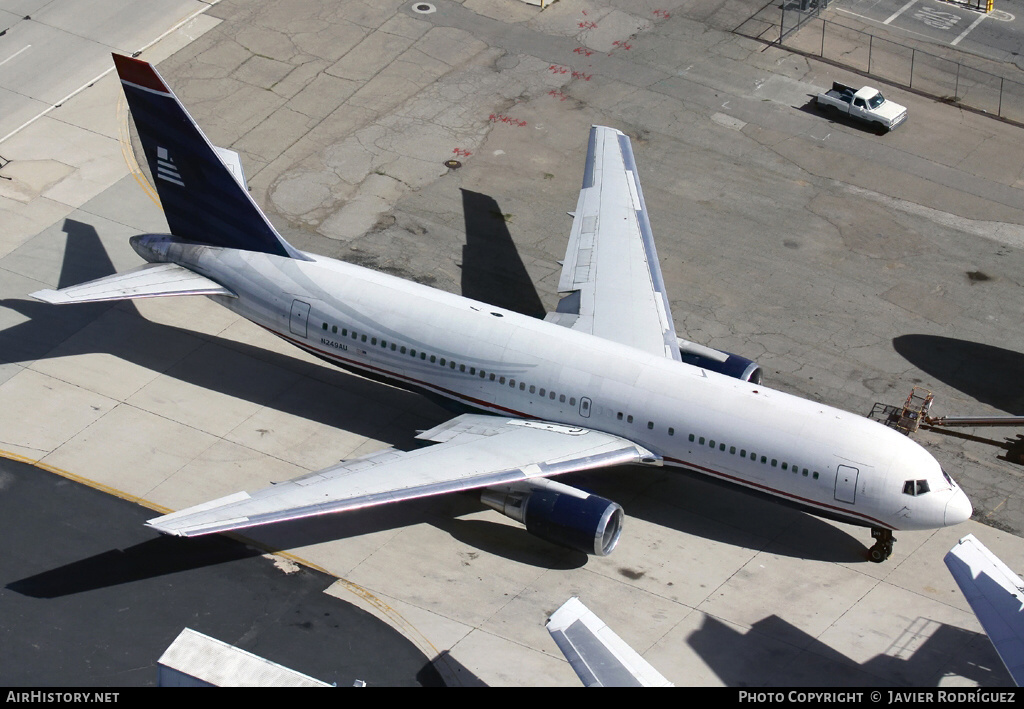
869,528,895,563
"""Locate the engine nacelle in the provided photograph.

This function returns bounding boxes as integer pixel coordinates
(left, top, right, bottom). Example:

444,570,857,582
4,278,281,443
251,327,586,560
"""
480,478,624,556
677,338,762,384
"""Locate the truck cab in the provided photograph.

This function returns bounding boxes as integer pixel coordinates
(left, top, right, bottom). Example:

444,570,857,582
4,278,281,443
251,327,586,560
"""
817,82,908,133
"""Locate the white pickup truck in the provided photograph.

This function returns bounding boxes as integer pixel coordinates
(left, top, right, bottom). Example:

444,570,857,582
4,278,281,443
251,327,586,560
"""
815,82,907,133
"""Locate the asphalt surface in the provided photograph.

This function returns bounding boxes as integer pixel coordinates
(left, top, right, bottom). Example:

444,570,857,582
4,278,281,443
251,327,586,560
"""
3,0,1024,687
0,456,443,686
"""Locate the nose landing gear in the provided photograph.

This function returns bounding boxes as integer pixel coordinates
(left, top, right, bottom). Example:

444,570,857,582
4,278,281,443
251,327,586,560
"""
869,528,895,562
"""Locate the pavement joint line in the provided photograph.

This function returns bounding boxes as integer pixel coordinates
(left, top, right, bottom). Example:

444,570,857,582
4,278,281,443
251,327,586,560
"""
2,434,453,682
0,446,170,514
0,66,115,145
0,446,448,674
0,0,224,147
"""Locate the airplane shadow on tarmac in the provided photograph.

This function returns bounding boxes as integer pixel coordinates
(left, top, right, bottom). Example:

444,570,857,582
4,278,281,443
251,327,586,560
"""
2,216,870,574
893,334,1024,416
690,612,1012,687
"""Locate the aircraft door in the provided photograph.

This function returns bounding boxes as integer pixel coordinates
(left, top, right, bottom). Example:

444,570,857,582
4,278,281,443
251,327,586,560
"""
579,397,592,418
835,465,858,504
289,299,310,338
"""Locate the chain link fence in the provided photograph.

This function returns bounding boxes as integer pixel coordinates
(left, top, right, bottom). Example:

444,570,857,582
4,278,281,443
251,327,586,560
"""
736,4,1024,125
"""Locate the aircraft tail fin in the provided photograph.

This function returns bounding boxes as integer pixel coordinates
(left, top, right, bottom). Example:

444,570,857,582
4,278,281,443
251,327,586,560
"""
112,54,306,259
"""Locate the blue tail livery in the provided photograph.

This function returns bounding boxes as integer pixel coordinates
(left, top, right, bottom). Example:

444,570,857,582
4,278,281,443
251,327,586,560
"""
112,54,305,259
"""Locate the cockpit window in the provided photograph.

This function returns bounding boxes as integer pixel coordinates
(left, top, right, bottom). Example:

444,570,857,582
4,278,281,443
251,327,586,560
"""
903,479,931,496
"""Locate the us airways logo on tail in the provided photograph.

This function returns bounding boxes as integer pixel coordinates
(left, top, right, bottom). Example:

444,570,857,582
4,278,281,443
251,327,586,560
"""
156,147,183,186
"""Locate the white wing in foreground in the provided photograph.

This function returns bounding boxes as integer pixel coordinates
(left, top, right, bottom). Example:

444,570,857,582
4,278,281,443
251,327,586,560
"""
945,533,1024,686
546,597,673,687
148,414,659,537
547,126,680,361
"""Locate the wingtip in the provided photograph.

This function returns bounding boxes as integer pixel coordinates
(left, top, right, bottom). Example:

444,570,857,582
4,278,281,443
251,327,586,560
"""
29,289,65,304
112,53,170,94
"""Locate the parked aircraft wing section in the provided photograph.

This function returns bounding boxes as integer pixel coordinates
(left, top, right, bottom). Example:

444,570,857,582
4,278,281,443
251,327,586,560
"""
548,126,681,361
30,262,235,304
546,597,673,687
147,414,659,537
945,533,1024,686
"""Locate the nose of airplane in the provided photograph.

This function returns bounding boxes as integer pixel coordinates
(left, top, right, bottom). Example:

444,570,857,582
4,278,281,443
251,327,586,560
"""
944,487,973,526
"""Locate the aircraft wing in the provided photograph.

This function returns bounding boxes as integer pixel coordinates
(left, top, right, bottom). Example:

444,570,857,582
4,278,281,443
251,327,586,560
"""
546,597,673,687
147,414,658,537
547,126,681,361
30,262,234,304
945,533,1024,686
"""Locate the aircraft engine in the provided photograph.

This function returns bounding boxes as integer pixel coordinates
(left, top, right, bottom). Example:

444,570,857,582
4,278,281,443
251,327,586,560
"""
677,338,763,384
480,478,623,556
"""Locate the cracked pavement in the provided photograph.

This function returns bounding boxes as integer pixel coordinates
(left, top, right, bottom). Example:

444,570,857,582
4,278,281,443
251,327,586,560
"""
139,0,1024,538
6,0,1024,686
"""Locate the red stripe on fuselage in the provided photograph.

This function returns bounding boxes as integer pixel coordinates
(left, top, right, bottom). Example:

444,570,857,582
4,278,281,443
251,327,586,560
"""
662,455,894,529
264,325,894,530
264,325,528,418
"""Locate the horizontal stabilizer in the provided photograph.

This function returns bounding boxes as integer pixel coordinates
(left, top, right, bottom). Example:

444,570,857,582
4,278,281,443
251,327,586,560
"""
31,262,235,304
213,146,247,190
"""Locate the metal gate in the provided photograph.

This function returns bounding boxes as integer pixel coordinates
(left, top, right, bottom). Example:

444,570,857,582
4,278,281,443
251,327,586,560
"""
834,464,859,504
289,299,310,338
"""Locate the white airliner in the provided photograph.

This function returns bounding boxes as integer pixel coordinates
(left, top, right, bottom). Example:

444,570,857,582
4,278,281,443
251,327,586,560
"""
946,534,1024,685
547,597,673,686
32,55,972,562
